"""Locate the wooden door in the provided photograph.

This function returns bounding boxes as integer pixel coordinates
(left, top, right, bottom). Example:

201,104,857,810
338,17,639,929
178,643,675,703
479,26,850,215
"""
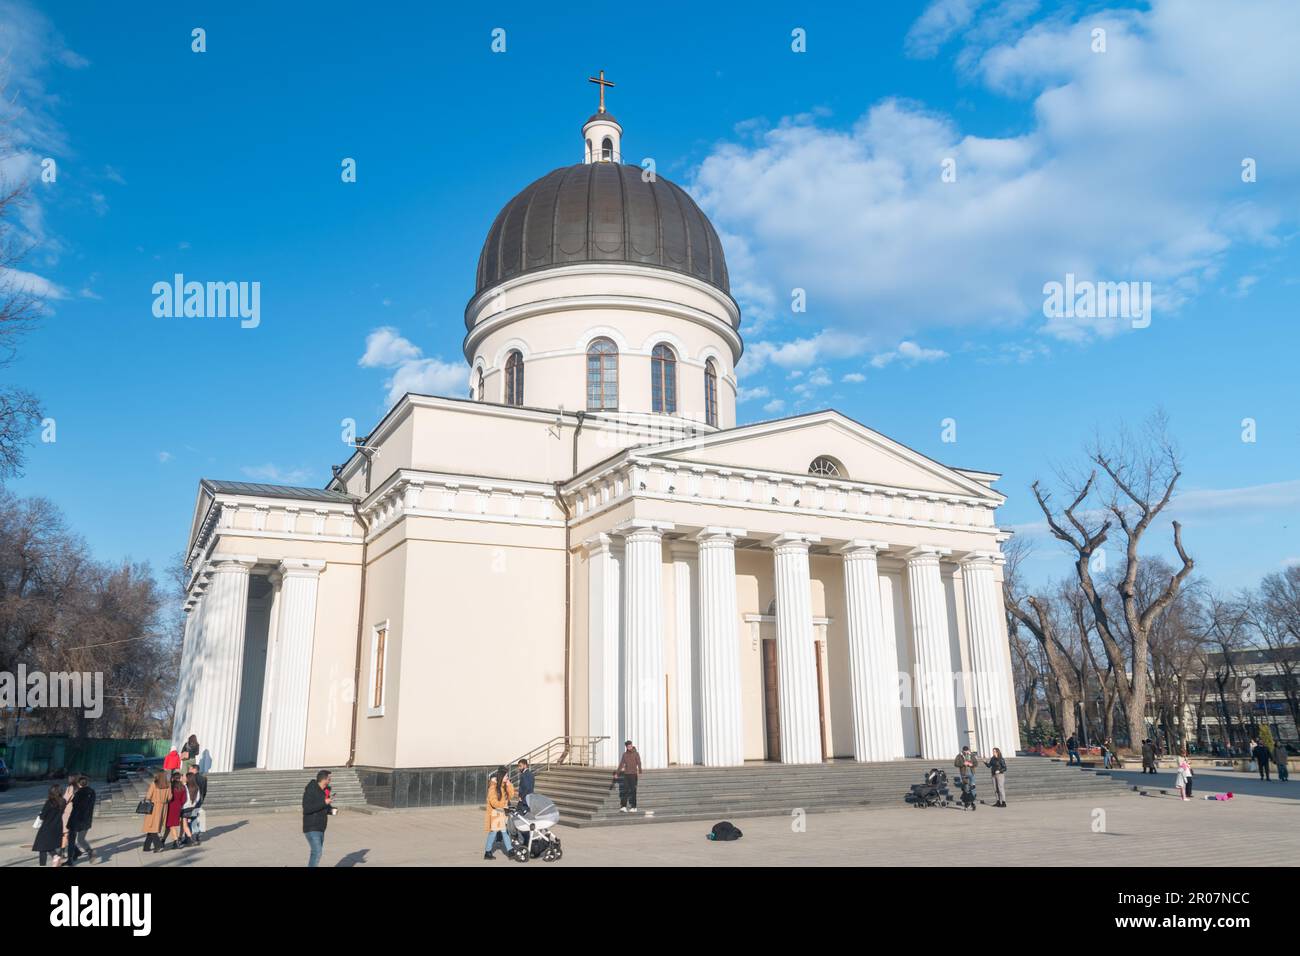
815,641,828,761
762,639,781,762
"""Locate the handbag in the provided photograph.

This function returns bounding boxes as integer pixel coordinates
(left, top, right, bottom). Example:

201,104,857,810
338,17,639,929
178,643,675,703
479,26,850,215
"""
32,815,41,829
134,799,154,815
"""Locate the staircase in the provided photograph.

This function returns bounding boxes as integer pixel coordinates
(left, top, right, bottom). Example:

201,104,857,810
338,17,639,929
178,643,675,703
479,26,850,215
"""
537,757,1130,827
96,767,367,818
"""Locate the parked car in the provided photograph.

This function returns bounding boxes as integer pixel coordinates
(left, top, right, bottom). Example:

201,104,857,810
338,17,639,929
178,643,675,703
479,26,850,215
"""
0,758,10,791
107,753,147,783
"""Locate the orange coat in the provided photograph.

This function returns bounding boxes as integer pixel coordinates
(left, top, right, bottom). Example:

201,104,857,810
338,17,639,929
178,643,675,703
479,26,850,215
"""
483,777,516,832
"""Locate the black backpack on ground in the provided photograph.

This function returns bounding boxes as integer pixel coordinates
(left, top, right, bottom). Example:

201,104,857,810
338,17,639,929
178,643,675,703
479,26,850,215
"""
709,821,743,841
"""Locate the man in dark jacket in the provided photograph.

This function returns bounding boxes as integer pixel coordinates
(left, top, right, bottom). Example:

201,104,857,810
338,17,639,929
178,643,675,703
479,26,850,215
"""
1141,739,1157,774
302,770,335,867
1252,740,1272,781
516,759,535,812
66,776,96,864
1066,735,1080,765
616,740,642,813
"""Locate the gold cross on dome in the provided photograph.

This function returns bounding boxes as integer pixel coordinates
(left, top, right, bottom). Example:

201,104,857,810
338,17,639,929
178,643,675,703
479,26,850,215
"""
588,69,615,113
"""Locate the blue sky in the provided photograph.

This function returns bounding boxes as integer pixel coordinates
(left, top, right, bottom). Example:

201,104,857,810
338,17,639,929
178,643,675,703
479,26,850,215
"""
3,0,1297,591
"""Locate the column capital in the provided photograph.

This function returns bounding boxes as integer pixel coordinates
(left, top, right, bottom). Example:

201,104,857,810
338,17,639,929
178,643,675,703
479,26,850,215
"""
611,518,675,538
904,545,951,563
209,554,257,573
837,539,890,556
279,557,326,577
696,526,747,543
959,549,1005,567
581,532,620,556
772,532,820,551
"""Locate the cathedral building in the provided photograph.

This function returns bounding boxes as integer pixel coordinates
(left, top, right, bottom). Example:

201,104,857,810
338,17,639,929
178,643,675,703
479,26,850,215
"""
175,79,1019,804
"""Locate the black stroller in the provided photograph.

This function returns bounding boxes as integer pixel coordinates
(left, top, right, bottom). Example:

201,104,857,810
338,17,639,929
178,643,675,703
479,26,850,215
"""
907,768,951,808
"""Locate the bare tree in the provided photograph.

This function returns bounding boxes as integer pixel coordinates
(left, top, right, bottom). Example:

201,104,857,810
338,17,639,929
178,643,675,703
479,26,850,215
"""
0,76,44,480
1029,413,1194,749
1002,538,1083,740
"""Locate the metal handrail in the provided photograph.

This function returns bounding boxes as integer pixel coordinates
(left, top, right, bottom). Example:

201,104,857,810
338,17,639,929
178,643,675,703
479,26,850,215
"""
506,735,609,786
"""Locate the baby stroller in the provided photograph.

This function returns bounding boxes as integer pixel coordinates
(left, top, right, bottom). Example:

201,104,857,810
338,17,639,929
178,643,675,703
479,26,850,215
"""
907,768,951,808
506,794,563,862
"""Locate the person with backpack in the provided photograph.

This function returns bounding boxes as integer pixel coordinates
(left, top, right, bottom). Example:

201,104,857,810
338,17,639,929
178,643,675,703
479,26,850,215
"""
65,775,97,864
985,747,1008,807
483,766,516,860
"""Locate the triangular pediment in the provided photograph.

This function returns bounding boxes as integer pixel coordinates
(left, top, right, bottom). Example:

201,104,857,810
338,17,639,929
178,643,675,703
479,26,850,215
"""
643,410,1002,502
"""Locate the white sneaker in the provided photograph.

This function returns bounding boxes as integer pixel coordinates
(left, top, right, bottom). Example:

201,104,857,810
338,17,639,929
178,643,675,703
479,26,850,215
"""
619,807,628,813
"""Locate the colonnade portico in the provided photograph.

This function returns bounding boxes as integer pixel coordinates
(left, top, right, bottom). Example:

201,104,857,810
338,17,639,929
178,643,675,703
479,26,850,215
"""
583,520,1020,769
176,554,326,773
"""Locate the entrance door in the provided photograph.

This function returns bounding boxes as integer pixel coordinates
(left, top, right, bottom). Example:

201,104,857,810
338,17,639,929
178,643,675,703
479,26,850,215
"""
815,641,829,761
762,639,780,761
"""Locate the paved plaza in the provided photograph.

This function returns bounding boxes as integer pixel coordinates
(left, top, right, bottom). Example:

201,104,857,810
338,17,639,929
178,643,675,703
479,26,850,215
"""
2,770,1296,868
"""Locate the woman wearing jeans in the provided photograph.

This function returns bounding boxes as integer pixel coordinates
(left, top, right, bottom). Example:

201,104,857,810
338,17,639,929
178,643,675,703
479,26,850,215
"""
483,766,516,860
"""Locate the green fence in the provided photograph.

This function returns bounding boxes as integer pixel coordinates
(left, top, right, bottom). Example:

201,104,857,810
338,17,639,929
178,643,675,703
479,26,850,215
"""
0,737,172,781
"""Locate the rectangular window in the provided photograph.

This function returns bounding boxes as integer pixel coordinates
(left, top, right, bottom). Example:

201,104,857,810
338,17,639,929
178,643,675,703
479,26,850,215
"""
368,621,389,717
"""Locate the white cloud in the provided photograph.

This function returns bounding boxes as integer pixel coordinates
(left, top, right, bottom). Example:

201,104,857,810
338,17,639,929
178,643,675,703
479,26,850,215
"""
738,329,871,375
870,341,949,369
359,326,465,406
842,372,866,383
157,451,172,463
242,463,314,485
359,327,422,368
905,0,984,58
737,385,769,402
762,398,786,415
693,0,1300,348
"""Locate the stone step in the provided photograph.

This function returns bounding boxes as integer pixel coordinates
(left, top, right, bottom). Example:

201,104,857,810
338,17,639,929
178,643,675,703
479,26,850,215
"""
536,758,1130,827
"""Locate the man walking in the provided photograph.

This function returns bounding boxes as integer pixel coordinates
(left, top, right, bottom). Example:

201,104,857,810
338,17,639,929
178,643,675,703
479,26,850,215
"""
302,769,336,867
1274,741,1289,783
616,740,642,813
1252,739,1272,781
1066,735,1080,766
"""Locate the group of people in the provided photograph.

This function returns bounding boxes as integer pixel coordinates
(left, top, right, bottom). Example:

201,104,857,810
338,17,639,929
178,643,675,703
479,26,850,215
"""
1249,739,1290,782
482,757,539,859
954,745,1010,807
32,774,97,867
140,735,207,852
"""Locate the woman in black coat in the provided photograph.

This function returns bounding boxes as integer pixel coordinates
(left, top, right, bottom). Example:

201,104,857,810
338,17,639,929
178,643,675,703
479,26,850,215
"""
32,785,67,866
66,775,97,864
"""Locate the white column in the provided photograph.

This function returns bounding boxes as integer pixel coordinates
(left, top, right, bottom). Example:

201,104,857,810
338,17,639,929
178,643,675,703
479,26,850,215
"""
618,520,672,770
191,555,255,773
696,527,746,767
962,551,1020,758
173,596,200,751
254,573,282,769
263,559,325,770
772,533,823,764
906,546,960,760
669,542,699,766
839,540,906,761
584,534,622,768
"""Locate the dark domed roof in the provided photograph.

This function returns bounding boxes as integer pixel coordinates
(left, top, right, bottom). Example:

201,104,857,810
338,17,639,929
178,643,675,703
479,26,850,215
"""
583,112,621,126
474,163,730,299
